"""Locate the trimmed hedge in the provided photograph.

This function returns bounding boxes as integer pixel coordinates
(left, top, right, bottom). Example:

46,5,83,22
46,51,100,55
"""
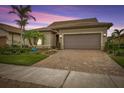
0,48,31,55
105,41,124,56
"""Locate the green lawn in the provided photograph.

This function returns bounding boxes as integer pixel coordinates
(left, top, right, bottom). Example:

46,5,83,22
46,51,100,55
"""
110,55,124,68
0,54,48,66
119,48,124,52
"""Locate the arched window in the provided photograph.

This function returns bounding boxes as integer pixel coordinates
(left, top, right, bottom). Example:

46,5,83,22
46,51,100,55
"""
37,39,42,45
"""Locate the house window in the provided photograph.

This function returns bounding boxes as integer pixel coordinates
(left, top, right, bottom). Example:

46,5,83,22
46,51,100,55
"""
37,39,42,45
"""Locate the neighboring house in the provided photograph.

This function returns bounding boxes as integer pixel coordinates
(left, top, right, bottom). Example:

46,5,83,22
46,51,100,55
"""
0,23,21,47
35,18,113,50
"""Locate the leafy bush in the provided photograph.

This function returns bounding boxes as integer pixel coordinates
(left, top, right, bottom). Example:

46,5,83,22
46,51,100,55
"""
20,48,31,53
11,44,20,48
105,41,124,56
104,41,120,55
104,42,114,53
120,44,124,49
0,47,31,55
22,45,29,48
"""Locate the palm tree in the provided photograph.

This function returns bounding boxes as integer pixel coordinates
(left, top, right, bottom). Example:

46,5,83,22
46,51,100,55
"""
16,19,29,46
111,29,124,55
9,5,36,47
113,29,124,48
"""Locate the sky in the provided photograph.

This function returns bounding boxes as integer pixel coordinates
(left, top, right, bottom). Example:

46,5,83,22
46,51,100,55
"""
0,5,124,36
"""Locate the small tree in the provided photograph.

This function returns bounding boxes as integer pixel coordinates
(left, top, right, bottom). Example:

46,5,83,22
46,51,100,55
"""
23,30,44,47
23,31,32,46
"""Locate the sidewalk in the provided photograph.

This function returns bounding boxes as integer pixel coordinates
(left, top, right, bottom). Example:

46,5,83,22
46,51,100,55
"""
0,63,124,88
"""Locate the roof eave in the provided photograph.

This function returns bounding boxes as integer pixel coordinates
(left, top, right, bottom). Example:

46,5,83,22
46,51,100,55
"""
0,27,21,34
50,23,113,30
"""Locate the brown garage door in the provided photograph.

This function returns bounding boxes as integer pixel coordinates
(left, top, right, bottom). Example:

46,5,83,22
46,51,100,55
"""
64,34,101,49
0,36,7,47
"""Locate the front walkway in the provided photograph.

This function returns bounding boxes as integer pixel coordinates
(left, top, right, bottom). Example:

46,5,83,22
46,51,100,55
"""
0,63,124,88
33,50,124,76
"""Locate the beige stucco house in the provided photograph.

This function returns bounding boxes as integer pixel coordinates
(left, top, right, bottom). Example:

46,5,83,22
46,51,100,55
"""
0,23,21,47
35,18,113,50
0,18,113,50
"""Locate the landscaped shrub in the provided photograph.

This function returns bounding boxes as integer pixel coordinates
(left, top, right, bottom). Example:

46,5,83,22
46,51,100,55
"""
0,47,31,55
104,41,114,53
11,44,20,48
106,43,124,56
120,44,124,49
0,48,11,54
20,48,31,53
22,45,29,48
112,44,124,56
104,41,122,55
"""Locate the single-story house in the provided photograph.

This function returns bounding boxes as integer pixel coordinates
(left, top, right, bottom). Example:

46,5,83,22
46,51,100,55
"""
0,23,21,47
35,18,113,50
0,18,113,50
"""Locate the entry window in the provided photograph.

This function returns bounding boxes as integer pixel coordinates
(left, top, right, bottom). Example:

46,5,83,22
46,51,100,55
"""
37,39,42,45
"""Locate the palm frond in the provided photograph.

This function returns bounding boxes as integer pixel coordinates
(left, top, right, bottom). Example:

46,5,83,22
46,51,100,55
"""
11,5,17,10
114,29,120,35
8,11,16,14
9,5,36,30
120,29,124,33
11,5,21,13
112,32,116,38
25,5,32,12
29,15,36,21
114,29,119,32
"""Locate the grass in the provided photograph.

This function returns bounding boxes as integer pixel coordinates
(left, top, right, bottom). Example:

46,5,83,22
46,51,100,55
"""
119,49,124,53
0,54,48,66
110,55,124,68
108,48,124,68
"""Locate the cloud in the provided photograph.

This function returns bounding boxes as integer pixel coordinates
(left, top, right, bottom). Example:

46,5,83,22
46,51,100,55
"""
0,6,77,29
0,21,45,30
107,25,124,36
0,6,18,21
0,6,10,12
30,11,76,24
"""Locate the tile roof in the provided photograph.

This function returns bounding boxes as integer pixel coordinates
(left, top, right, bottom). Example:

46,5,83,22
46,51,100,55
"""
0,23,21,34
32,27,52,32
48,18,113,29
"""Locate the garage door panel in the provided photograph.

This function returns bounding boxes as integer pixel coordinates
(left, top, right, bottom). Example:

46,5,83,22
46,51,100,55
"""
64,34,101,49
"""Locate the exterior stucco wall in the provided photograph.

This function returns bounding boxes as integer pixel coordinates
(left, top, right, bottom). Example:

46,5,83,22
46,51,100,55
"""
7,32,12,45
0,30,8,46
37,32,55,48
13,33,21,45
0,29,7,36
58,27,108,50
7,33,21,45
50,33,56,48
0,29,21,45
0,29,10,45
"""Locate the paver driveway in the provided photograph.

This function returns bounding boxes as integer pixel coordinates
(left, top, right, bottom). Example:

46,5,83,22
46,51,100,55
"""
33,50,124,76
